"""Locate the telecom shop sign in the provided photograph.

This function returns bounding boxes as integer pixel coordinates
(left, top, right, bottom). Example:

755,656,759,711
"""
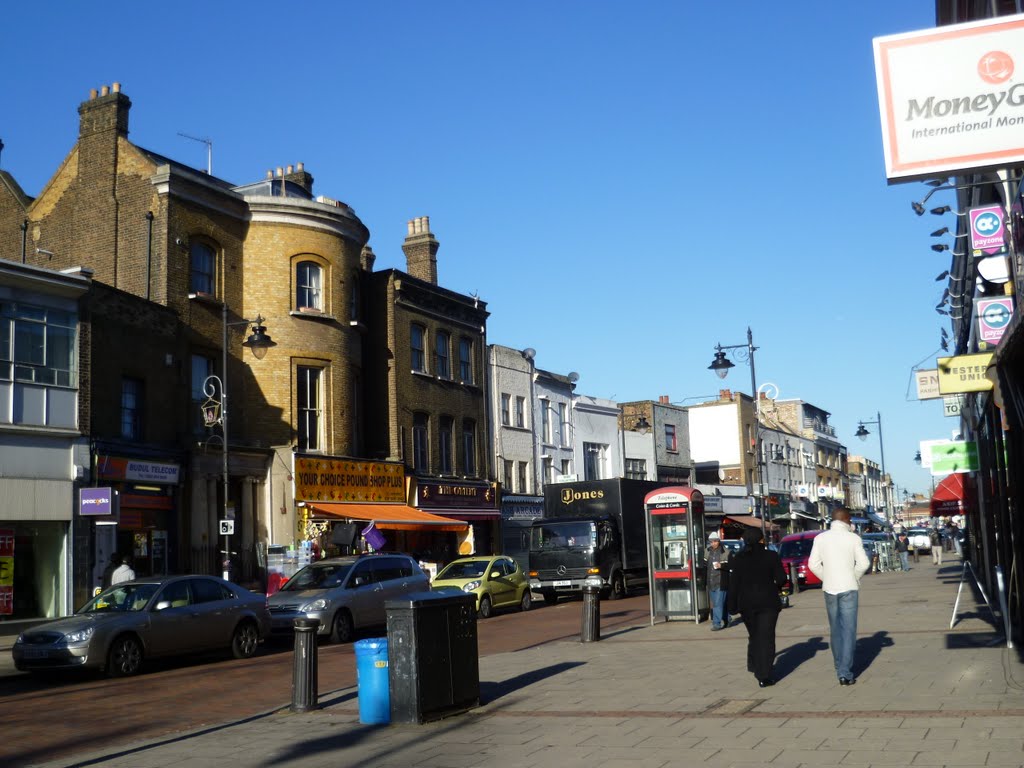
976,297,1014,345
937,353,994,394
969,205,1007,256
874,14,1024,181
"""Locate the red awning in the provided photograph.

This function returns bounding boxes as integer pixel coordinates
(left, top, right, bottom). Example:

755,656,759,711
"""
931,473,967,515
303,502,468,532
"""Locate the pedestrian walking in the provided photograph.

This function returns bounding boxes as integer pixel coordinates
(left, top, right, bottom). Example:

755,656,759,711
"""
101,553,121,590
808,507,871,686
111,554,136,584
929,528,943,566
726,527,788,688
705,532,731,631
895,533,910,571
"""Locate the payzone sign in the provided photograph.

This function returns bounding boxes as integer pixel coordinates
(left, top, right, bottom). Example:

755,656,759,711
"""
977,297,1014,345
969,205,1007,256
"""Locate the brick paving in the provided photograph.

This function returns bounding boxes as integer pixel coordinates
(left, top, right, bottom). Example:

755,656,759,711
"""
17,553,1024,767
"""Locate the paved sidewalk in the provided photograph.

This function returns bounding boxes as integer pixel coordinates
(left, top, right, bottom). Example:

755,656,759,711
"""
30,554,1024,767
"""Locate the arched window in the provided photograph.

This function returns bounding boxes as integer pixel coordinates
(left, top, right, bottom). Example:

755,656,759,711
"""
296,261,323,311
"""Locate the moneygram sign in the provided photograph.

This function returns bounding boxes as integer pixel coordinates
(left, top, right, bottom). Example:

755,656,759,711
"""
874,14,1024,181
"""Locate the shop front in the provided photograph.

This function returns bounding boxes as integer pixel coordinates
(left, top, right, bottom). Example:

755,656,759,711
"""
413,479,501,557
95,452,181,581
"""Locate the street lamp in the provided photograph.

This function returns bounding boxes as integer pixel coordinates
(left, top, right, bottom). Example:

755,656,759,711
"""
708,327,766,540
202,306,276,580
855,412,887,523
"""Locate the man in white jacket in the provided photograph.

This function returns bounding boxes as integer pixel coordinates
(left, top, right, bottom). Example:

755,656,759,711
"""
808,508,871,686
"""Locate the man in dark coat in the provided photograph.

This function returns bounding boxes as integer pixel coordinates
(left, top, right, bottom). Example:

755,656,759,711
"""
727,527,788,687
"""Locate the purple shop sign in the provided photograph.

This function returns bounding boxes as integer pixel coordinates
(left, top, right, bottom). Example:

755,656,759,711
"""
79,487,113,516
969,205,1007,256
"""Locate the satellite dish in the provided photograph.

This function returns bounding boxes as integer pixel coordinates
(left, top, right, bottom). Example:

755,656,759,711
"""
567,372,579,383
522,348,536,360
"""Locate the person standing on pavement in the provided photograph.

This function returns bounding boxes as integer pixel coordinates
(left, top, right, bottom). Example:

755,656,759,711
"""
808,507,871,686
726,527,788,688
929,527,943,566
705,532,731,631
101,553,121,589
895,533,910,571
111,554,136,584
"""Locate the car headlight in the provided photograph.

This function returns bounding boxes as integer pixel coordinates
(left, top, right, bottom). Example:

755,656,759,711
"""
300,598,328,612
13,634,24,645
64,627,95,645
462,581,482,592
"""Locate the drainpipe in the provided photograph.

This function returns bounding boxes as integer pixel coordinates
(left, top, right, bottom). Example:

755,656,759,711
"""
145,212,154,300
20,219,28,263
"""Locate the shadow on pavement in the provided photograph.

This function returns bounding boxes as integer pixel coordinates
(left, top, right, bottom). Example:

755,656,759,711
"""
852,631,894,677
481,661,584,704
773,636,828,680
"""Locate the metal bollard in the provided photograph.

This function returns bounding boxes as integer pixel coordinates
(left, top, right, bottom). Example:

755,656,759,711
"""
291,617,321,713
581,583,601,643
790,563,800,594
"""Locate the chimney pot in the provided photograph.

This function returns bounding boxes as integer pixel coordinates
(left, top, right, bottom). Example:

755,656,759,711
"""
276,167,283,177
100,85,110,97
89,88,98,100
407,220,415,236
422,216,430,232
266,170,273,179
112,82,121,93
297,162,304,172
286,164,294,174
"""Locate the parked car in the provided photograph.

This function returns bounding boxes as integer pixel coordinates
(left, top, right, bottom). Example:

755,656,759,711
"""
777,530,825,587
431,555,532,617
267,552,428,643
906,528,932,553
12,575,270,677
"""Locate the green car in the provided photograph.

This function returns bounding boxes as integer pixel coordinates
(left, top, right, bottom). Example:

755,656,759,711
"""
431,555,532,618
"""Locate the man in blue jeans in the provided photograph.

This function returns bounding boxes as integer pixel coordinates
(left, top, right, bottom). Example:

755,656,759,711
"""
705,532,731,630
808,508,871,685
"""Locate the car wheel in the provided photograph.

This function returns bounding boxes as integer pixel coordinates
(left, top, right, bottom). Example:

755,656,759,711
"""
542,591,558,606
331,610,354,644
107,635,143,677
520,589,532,612
608,572,626,600
478,595,493,619
231,620,260,659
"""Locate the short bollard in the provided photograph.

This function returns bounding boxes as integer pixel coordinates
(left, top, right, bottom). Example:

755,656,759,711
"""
790,563,800,594
581,582,601,642
291,617,320,713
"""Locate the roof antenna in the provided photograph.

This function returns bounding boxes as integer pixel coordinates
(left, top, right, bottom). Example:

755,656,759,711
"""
177,132,212,175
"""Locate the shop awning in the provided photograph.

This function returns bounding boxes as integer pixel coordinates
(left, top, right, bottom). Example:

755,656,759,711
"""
303,502,468,532
722,514,780,532
931,473,967,515
867,512,888,527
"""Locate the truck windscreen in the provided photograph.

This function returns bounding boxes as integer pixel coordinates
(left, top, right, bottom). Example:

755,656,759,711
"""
530,522,595,551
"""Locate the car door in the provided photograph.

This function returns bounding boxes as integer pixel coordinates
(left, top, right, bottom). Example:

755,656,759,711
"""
343,559,384,630
488,558,516,607
188,577,237,649
147,579,201,656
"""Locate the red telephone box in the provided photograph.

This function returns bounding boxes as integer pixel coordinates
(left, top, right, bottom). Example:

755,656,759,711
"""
645,486,709,623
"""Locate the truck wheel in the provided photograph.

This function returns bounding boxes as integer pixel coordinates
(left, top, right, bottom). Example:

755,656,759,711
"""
608,573,626,600
542,591,558,606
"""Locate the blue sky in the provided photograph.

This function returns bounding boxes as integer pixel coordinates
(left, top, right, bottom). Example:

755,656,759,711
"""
3,1,956,494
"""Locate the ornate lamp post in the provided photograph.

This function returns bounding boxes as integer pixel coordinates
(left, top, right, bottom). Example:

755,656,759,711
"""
202,306,275,580
708,327,766,541
855,412,887,523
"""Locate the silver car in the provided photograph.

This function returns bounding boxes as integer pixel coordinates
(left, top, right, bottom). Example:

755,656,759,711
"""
12,575,270,677
267,553,428,643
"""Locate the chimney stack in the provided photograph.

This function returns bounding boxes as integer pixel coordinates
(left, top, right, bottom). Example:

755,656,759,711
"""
78,83,132,139
402,216,439,284
283,161,314,194
360,244,376,271
719,389,733,401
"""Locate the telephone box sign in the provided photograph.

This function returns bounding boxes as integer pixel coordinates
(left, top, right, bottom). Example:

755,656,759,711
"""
874,14,1024,181
970,205,1007,256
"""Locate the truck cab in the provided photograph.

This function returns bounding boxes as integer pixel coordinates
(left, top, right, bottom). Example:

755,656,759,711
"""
527,516,622,603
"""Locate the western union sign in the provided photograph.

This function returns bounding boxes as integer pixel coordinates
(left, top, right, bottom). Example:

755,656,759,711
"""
294,456,406,503
937,353,994,395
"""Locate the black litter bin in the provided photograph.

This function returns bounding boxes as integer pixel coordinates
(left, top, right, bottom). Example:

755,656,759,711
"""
385,590,479,724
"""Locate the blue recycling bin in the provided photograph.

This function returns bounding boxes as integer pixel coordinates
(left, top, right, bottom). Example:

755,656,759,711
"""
354,637,390,724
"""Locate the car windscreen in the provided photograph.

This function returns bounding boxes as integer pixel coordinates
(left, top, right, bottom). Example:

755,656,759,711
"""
79,583,161,613
778,539,815,559
280,562,353,591
436,560,490,580
529,522,595,551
